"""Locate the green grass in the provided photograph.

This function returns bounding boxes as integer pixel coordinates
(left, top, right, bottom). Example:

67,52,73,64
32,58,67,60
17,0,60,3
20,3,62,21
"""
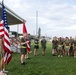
6,42,76,75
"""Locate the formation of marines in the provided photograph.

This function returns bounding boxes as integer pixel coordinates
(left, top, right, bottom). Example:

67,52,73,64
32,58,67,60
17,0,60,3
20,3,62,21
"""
52,36,76,57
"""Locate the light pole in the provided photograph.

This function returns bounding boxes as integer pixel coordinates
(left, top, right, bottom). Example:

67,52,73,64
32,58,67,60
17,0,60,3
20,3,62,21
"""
36,11,38,36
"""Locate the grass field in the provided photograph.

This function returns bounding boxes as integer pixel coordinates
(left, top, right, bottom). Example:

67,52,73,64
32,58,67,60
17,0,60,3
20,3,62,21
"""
6,42,76,75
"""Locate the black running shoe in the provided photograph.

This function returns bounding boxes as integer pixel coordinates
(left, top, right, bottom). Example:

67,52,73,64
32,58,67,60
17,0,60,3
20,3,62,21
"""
21,62,25,65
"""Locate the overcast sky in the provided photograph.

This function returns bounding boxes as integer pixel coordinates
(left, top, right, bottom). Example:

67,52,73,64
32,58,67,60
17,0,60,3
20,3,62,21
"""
1,0,76,38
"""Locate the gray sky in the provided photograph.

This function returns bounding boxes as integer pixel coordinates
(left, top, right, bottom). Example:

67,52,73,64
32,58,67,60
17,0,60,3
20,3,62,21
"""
1,0,76,37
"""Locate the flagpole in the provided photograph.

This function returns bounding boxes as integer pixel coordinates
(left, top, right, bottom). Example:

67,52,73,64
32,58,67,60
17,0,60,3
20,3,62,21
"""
36,11,38,36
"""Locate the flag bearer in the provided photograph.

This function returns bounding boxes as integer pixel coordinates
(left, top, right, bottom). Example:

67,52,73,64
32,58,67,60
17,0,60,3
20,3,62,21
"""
25,33,31,59
20,33,29,65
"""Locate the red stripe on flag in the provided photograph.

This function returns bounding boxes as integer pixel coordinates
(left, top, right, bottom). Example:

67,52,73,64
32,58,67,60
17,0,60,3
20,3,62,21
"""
4,30,9,37
0,22,4,37
0,29,4,32
4,46,11,54
4,38,10,46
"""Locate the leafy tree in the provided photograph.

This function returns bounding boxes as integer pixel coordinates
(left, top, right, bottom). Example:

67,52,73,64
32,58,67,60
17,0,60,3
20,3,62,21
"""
12,31,18,37
38,27,41,38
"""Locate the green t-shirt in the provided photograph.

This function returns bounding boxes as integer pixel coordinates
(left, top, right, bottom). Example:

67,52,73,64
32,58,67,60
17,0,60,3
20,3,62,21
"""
21,37,27,47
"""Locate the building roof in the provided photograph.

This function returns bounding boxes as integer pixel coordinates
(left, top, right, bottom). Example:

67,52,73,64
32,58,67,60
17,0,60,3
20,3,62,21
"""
0,1,25,25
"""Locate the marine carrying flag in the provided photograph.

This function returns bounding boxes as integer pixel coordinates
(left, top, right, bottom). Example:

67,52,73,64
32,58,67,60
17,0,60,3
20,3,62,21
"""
2,1,12,64
23,20,30,52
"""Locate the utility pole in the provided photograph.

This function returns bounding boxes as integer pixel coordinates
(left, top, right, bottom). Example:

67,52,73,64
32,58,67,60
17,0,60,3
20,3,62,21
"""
36,11,38,36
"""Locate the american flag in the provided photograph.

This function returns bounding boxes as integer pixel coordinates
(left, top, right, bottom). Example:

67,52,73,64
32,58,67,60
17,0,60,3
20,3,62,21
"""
23,20,30,52
2,1,12,64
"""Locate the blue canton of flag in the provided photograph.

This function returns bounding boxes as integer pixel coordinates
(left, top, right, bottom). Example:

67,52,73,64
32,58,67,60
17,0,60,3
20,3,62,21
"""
2,1,9,30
